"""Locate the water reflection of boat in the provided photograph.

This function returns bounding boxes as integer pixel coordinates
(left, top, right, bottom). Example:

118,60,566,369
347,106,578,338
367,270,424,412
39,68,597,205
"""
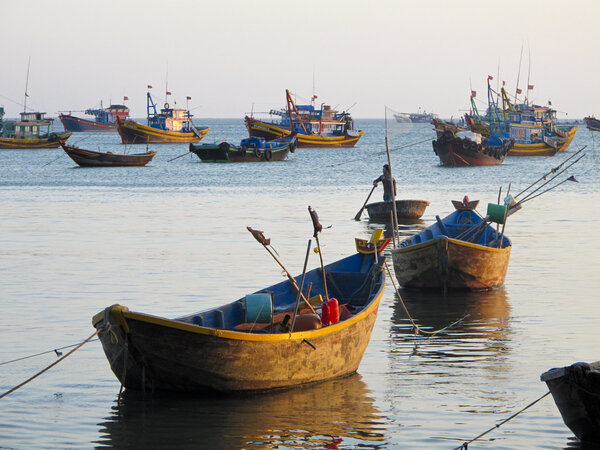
96,373,387,449
389,288,511,360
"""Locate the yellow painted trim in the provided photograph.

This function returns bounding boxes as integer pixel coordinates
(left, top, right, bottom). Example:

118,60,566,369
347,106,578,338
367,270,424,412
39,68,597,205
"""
121,120,208,141
391,236,510,254
115,285,383,343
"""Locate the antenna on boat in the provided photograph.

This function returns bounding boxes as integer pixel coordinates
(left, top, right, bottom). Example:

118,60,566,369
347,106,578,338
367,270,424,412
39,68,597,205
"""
525,44,532,106
515,42,524,104
23,56,31,113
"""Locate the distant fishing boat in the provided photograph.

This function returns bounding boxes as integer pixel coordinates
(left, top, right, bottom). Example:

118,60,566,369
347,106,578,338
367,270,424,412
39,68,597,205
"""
92,230,388,393
0,111,71,149
59,102,130,132
432,130,513,166
117,89,209,144
394,108,438,123
60,141,156,167
365,199,430,221
584,116,600,132
541,361,600,444
390,199,512,290
245,89,363,148
0,59,71,149
189,133,297,163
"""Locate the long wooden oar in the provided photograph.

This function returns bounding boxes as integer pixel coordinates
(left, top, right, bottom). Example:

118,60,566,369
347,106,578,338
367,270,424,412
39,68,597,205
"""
291,239,312,332
309,206,329,301
247,227,317,314
354,185,376,221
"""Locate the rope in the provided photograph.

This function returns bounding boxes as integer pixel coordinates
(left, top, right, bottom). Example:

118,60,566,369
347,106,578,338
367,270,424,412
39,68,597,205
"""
0,330,99,400
384,262,469,336
453,391,551,449
0,338,99,366
325,137,432,167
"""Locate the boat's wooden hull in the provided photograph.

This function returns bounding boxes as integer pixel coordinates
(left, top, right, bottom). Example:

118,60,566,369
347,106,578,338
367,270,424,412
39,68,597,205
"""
59,114,117,132
61,143,156,167
585,117,600,132
94,299,380,392
189,138,294,163
93,250,386,393
245,116,363,148
391,236,511,290
433,131,510,166
365,200,430,220
541,362,600,443
0,132,72,149
117,119,209,144
508,126,576,156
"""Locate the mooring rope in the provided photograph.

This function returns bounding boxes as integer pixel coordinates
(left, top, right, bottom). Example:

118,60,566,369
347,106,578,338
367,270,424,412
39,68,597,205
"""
453,391,551,449
0,338,99,366
384,262,469,336
326,137,432,167
0,330,99,400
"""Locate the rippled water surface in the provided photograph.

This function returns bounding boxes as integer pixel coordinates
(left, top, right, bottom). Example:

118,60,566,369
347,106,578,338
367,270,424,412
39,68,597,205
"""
1,119,599,448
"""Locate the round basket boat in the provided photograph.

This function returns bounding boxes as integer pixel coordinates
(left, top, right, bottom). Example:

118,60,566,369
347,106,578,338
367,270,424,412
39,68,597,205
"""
365,199,430,220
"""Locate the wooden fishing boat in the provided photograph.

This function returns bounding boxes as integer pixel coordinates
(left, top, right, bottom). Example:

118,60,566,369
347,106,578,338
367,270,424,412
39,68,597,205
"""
365,199,430,221
92,231,388,393
584,116,600,132
0,111,71,149
507,122,577,156
433,130,513,166
60,142,156,167
116,90,209,144
541,361,600,443
189,133,297,163
245,90,363,148
59,103,129,132
390,199,512,290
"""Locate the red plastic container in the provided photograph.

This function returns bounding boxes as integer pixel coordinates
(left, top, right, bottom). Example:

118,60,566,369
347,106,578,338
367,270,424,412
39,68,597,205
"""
328,298,339,324
321,301,330,325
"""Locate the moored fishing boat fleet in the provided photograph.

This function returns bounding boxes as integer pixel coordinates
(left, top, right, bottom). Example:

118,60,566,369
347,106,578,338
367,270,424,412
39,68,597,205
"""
1,70,597,446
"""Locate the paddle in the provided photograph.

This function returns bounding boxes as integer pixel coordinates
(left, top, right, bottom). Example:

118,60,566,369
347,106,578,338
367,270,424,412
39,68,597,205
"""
309,206,329,301
353,185,376,221
247,227,317,315
290,239,312,333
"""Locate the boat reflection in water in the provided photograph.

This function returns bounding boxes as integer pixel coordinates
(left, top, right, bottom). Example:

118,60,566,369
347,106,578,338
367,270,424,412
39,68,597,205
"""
365,217,428,241
389,287,511,364
95,374,386,448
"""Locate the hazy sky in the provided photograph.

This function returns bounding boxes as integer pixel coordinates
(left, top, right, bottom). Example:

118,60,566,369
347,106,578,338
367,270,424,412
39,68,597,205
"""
1,0,598,119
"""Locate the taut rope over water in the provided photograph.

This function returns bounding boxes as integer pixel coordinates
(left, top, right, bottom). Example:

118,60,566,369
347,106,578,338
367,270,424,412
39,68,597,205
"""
0,330,99,399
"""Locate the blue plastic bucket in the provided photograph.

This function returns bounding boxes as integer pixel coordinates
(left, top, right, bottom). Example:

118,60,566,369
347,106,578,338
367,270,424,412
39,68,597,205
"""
245,293,273,323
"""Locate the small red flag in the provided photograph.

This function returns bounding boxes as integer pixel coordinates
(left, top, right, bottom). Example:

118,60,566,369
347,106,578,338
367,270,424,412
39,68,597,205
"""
186,96,191,100
548,100,552,105
123,96,128,101
502,80,506,86
528,84,534,90
147,85,152,89
166,91,172,95
487,75,493,81
471,90,477,98
516,88,522,94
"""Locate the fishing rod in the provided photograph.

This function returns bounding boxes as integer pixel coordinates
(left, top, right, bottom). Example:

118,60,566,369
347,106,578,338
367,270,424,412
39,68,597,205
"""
517,175,579,205
516,153,585,204
514,147,586,199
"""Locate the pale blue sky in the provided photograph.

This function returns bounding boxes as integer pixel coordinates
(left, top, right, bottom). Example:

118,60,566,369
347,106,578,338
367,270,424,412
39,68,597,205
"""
1,0,598,118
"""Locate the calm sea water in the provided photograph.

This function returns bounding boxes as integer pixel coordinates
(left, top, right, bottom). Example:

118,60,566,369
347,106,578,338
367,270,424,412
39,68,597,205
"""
0,119,599,448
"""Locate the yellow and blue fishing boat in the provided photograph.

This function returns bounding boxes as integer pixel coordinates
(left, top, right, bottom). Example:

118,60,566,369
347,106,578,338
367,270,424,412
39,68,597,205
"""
0,110,71,149
245,89,363,148
391,199,512,290
117,90,209,144
93,230,387,393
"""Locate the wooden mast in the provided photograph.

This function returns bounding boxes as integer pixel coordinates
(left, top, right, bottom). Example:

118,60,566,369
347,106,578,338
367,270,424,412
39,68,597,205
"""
23,56,31,113
286,90,308,135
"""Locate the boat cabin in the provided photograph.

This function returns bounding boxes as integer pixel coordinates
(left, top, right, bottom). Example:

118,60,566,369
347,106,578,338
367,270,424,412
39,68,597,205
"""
85,104,130,124
2,111,52,138
146,92,193,133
